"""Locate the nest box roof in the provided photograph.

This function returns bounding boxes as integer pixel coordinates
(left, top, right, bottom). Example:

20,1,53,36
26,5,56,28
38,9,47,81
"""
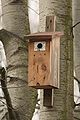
25,32,63,41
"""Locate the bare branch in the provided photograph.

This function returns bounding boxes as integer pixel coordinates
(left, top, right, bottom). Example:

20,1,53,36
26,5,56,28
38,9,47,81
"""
74,117,80,120
72,21,80,29
71,21,80,37
74,76,80,84
75,103,80,107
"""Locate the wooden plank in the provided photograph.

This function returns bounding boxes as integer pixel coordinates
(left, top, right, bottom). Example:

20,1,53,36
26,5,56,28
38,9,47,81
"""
50,36,60,88
46,16,56,32
28,41,50,88
43,16,56,107
26,31,63,41
43,89,53,107
27,32,52,41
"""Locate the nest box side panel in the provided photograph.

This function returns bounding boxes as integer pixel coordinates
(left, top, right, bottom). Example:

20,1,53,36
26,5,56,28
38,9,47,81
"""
50,37,60,88
28,41,50,88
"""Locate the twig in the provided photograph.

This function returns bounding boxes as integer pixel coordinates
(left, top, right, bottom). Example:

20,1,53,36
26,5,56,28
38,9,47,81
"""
72,22,80,29
71,21,80,37
74,76,80,84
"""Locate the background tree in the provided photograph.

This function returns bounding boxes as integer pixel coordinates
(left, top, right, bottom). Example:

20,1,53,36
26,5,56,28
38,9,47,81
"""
39,0,73,120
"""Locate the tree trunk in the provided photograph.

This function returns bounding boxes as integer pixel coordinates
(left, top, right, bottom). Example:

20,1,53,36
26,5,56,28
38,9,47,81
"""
0,0,37,120
39,0,73,120
0,30,37,120
1,0,29,38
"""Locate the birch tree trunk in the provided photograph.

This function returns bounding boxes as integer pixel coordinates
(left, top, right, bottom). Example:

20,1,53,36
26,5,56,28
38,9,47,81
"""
0,0,37,120
1,0,29,38
72,0,80,86
39,0,73,120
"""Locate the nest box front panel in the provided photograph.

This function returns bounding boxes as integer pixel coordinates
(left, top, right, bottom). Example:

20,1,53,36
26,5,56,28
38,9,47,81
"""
28,41,50,88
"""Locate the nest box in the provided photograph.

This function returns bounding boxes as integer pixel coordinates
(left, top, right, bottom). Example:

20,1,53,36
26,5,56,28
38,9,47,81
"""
27,32,62,89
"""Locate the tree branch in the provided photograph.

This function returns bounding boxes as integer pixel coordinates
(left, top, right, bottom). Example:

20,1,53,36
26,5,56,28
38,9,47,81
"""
0,68,17,120
72,21,80,29
74,76,80,84
71,21,80,37
75,103,80,107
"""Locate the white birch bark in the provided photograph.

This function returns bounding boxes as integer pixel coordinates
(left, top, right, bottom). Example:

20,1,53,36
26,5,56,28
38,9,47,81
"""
0,0,37,120
1,0,29,38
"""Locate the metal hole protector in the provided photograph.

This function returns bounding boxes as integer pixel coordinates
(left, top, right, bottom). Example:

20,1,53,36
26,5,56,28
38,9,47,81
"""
34,42,46,51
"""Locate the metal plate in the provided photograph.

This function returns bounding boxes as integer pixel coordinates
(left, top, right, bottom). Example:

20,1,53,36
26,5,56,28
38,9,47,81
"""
34,41,46,51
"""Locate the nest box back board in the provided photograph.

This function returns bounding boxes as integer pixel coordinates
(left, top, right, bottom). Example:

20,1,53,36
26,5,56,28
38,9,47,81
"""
27,32,62,89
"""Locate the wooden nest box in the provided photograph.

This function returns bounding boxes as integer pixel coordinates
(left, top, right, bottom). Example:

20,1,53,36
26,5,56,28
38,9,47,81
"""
27,32,62,89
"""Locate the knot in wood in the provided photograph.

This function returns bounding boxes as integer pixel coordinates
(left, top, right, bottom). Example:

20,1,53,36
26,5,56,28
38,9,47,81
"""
41,64,47,71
